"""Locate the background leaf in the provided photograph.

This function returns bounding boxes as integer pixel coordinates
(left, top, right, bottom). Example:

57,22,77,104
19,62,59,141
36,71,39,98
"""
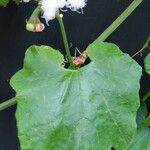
136,102,148,126
143,115,150,126
0,0,19,6
10,42,142,150
127,127,150,150
127,103,150,150
128,52,150,149
144,53,150,74
0,0,9,7
13,0,20,5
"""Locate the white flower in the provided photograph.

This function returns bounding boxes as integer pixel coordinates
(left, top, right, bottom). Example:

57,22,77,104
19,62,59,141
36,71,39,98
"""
41,0,66,24
23,0,31,2
66,0,87,10
23,0,87,24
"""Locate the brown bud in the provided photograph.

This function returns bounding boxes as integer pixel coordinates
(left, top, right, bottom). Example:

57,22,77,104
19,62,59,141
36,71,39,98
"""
72,50,88,68
33,23,45,32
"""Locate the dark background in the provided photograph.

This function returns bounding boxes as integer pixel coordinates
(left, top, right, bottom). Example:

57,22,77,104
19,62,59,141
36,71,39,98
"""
0,0,149,149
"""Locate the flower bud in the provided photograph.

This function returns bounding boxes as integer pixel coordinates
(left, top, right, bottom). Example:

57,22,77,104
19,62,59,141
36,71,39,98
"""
26,23,35,31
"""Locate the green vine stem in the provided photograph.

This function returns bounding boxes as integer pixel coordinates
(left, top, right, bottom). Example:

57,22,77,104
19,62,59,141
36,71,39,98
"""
56,12,75,69
0,98,16,111
0,0,143,111
98,0,143,42
142,90,150,102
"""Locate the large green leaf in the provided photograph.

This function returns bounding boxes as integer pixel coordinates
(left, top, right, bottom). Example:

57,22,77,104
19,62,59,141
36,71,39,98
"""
0,0,9,7
144,53,150,74
10,41,142,150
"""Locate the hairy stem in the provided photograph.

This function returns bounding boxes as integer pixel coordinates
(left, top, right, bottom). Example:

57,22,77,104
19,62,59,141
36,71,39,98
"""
98,0,143,42
132,46,146,58
56,12,75,69
142,90,150,102
132,36,150,57
0,98,17,111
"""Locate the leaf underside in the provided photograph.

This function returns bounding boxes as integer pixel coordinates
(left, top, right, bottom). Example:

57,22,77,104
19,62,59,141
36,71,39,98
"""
10,41,142,150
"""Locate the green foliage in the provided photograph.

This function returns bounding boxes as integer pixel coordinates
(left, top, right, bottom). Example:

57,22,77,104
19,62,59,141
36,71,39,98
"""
0,0,9,7
0,0,19,7
0,0,147,149
143,115,150,126
136,103,147,126
13,0,20,5
143,36,150,49
10,41,142,150
145,53,150,74
127,127,150,150
142,53,150,127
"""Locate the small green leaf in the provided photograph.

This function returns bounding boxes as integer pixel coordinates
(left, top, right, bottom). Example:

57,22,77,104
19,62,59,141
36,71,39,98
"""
10,42,142,150
127,104,150,150
127,127,150,150
0,0,9,7
143,36,150,49
144,53,150,74
136,102,147,126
